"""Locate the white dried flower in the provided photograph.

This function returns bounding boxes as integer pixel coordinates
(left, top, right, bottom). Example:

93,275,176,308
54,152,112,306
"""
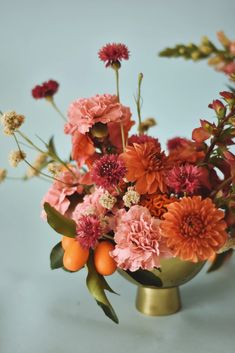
83,206,96,216
26,153,47,178
47,162,62,176
9,150,26,167
217,238,235,254
1,111,25,135
0,168,7,183
123,187,140,208
99,191,117,210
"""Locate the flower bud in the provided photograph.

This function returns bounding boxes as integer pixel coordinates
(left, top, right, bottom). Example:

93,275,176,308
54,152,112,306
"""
208,99,226,119
217,31,230,48
90,122,108,138
199,45,213,55
111,61,121,70
220,91,235,108
0,168,7,183
9,150,26,167
191,51,201,61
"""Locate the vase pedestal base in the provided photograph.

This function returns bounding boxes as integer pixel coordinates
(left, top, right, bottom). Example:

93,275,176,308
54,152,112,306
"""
136,286,181,316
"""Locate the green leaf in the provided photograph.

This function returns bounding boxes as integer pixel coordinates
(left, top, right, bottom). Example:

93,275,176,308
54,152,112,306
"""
50,242,64,270
207,249,234,273
124,269,163,287
86,255,119,324
48,136,58,160
44,202,76,237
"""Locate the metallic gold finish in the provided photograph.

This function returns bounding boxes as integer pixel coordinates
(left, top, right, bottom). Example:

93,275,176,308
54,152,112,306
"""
136,286,181,316
151,257,205,288
121,257,205,316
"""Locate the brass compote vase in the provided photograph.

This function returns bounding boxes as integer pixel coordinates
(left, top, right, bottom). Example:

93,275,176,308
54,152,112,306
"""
121,257,205,316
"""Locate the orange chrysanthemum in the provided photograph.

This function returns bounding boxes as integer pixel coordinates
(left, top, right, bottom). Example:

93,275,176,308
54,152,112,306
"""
160,196,228,262
121,142,168,194
140,193,178,219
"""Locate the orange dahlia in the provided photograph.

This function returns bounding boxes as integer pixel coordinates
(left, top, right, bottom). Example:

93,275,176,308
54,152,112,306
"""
160,196,228,262
140,193,178,219
121,142,168,194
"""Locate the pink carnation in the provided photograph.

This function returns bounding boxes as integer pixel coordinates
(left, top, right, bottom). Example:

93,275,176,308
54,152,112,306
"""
41,168,83,219
72,187,106,220
112,205,171,271
65,94,132,135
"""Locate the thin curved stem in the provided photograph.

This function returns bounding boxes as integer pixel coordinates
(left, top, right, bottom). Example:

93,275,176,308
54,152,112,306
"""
12,133,73,186
210,176,233,198
114,68,125,152
204,107,235,163
49,99,67,122
114,68,120,102
136,73,143,135
16,130,45,154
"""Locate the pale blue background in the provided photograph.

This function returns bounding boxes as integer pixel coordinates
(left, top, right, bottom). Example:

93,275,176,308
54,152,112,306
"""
0,0,235,352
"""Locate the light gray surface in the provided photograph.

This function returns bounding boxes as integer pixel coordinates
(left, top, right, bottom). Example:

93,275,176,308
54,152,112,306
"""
0,0,235,352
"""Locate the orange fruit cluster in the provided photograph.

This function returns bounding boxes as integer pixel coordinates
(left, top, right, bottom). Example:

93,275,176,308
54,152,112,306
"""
94,241,117,276
62,236,117,276
62,236,89,272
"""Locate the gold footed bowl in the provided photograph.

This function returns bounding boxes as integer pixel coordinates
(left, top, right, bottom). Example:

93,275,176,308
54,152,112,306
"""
120,257,205,316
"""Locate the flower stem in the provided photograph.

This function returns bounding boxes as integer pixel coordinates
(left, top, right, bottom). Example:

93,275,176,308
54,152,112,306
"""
103,234,114,241
210,176,233,198
12,133,73,186
136,73,143,135
16,130,45,154
120,122,126,152
204,107,235,163
18,131,76,178
48,98,67,122
114,68,120,102
114,68,125,152
6,176,26,181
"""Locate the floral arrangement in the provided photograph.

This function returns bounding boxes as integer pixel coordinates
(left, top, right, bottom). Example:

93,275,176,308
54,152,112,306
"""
1,37,235,323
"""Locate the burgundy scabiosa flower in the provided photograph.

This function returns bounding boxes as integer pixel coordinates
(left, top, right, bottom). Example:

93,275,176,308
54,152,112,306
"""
92,154,127,189
76,214,102,249
128,134,160,148
98,43,129,67
167,137,190,151
166,164,201,195
32,79,59,99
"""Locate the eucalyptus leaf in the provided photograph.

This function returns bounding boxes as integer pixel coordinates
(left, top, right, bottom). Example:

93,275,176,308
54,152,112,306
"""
44,202,76,237
50,242,64,270
86,255,119,324
125,269,163,287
